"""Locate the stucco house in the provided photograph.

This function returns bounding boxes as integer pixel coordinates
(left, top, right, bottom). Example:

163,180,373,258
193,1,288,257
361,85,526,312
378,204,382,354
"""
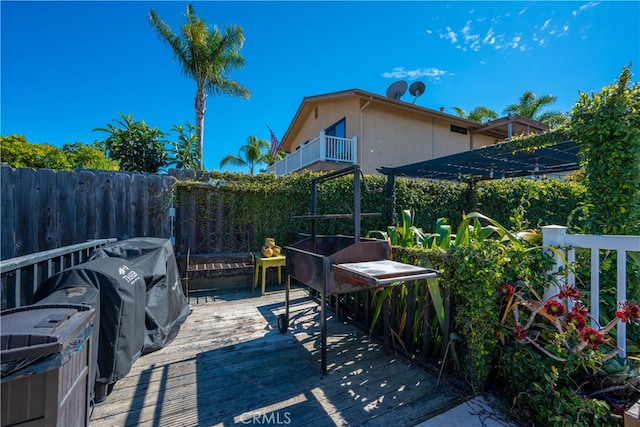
266,88,549,176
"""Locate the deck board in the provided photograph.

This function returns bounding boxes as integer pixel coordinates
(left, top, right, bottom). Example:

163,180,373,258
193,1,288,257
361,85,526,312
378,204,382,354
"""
89,285,464,427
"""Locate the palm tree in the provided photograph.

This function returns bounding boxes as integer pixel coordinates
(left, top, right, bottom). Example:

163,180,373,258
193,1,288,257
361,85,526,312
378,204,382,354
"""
451,106,498,123
266,149,285,166
149,4,250,170
503,90,566,126
220,135,270,175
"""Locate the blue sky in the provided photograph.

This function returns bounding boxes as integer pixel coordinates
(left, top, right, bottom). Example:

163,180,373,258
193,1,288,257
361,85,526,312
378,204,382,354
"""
2,1,638,173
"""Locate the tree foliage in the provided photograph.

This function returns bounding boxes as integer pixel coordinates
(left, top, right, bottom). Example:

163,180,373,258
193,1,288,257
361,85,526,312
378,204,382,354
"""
452,105,498,123
167,122,200,171
503,90,567,127
61,142,120,170
570,66,640,235
93,113,167,173
149,4,250,169
265,149,285,168
0,134,118,170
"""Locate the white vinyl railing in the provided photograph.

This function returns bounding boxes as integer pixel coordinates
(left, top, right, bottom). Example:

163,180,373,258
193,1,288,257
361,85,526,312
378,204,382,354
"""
542,225,640,357
266,132,357,176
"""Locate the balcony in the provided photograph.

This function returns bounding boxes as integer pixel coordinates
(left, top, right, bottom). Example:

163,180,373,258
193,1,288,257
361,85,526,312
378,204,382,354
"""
266,132,357,176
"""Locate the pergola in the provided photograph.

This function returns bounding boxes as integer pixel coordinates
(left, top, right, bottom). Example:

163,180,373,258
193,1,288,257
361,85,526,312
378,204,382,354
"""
377,139,581,223
378,140,580,182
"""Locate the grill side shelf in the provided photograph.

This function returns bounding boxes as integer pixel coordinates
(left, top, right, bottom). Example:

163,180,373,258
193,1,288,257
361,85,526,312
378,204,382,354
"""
331,262,440,287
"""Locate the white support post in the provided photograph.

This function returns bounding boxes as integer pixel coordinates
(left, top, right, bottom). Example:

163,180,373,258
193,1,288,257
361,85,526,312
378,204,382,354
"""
566,247,576,311
618,250,627,358
542,225,568,301
319,131,326,161
591,249,600,329
351,136,358,164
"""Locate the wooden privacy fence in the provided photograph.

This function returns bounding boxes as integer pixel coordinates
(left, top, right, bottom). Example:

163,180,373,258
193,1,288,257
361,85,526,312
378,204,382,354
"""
1,167,176,260
0,167,272,261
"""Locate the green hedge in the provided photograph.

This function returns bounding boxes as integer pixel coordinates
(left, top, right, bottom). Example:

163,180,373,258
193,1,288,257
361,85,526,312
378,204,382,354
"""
476,178,586,230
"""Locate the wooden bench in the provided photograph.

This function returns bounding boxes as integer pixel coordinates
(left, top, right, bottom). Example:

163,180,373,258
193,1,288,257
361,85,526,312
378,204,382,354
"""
183,250,255,302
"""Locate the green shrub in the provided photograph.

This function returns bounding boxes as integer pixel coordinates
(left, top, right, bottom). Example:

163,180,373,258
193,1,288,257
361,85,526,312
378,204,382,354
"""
500,346,617,426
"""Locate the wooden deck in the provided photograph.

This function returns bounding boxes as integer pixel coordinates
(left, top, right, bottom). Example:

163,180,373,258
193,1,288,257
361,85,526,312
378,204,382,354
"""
89,285,465,427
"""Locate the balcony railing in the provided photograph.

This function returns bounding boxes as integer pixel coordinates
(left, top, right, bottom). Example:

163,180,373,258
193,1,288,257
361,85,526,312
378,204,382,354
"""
266,132,357,176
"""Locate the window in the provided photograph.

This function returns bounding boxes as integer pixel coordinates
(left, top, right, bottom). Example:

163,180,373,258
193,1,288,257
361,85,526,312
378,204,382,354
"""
295,140,309,150
325,118,346,138
450,124,468,135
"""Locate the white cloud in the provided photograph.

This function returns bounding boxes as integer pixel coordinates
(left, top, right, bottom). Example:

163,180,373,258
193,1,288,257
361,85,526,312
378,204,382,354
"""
462,20,472,35
573,1,599,16
429,4,584,54
444,26,458,43
482,28,495,45
381,67,447,81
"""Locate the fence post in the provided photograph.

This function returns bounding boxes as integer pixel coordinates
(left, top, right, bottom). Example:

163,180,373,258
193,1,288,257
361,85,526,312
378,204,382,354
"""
541,225,568,300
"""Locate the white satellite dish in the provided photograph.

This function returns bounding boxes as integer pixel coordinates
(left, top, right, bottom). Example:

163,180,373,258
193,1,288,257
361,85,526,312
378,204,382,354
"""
386,81,407,100
409,81,426,104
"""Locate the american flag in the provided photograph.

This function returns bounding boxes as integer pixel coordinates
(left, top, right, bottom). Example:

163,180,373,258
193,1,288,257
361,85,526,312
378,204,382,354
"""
267,125,280,157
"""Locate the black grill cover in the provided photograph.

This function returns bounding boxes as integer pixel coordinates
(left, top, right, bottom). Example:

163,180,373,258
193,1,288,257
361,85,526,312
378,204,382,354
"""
33,257,146,388
90,238,190,353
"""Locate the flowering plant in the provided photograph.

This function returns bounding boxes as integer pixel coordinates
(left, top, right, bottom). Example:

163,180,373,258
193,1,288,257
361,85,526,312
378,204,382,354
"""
500,282,639,360
498,280,640,422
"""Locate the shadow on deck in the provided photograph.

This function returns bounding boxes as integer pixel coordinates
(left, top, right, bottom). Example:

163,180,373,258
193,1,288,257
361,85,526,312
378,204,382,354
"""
89,285,466,427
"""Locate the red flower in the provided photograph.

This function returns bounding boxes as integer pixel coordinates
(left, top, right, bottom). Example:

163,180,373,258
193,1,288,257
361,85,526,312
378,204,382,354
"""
565,312,587,330
616,300,640,325
558,285,582,301
570,304,589,318
499,284,515,299
544,300,565,317
580,327,604,350
512,324,528,341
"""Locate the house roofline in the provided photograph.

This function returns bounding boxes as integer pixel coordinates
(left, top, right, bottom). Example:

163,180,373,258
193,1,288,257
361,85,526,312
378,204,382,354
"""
280,88,548,151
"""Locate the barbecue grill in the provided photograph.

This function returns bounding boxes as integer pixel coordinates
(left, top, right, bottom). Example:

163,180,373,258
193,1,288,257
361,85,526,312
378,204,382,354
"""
280,165,439,374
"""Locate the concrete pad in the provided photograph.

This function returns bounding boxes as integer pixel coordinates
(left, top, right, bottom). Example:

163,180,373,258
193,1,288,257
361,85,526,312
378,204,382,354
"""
416,396,515,427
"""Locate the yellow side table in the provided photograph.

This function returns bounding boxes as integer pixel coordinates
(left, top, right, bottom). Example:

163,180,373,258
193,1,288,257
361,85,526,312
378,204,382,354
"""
253,253,286,295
